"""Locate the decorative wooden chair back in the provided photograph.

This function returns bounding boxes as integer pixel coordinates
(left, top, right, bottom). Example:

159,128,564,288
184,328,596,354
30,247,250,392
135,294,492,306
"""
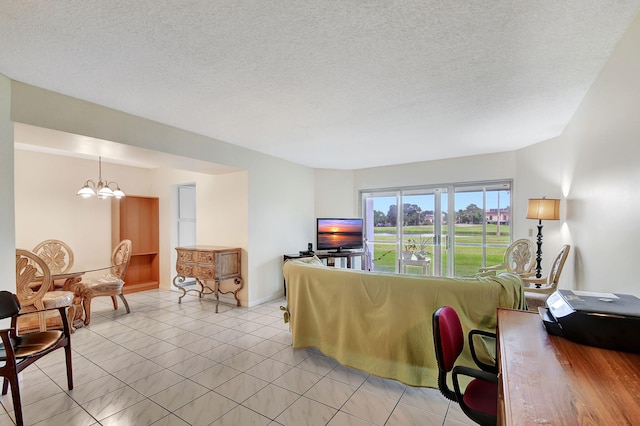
543,245,570,289
32,239,74,275
111,239,132,280
505,239,536,275
15,249,52,314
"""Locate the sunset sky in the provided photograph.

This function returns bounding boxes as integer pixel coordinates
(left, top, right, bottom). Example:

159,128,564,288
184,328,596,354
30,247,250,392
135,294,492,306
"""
317,218,363,234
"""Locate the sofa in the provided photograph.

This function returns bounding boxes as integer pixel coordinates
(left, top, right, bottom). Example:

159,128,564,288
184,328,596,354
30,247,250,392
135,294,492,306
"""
282,257,525,387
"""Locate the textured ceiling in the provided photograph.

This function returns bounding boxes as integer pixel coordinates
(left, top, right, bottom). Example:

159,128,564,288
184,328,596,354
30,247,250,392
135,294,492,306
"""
1,1,639,169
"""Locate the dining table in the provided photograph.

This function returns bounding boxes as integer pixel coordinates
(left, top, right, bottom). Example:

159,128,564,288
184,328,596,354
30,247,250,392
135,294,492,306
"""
33,266,113,331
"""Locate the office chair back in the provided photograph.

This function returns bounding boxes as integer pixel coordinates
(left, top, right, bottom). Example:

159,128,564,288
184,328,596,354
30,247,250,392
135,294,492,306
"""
433,306,498,426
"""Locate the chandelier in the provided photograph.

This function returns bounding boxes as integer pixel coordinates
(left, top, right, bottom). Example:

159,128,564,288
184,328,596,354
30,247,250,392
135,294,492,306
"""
76,156,125,199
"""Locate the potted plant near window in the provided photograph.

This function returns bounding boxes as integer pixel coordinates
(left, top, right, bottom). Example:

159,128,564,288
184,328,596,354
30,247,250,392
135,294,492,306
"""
405,237,431,260
402,240,416,260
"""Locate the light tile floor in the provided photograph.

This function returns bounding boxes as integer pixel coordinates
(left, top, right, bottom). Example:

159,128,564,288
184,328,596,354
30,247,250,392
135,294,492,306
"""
0,290,474,426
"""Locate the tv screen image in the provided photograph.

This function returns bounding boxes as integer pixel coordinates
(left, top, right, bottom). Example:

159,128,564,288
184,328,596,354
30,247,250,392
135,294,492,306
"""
316,218,363,252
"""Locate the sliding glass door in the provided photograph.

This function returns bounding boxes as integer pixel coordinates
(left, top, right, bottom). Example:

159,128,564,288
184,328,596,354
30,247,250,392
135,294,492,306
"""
451,183,511,276
399,188,448,276
362,187,447,276
362,180,511,277
362,192,399,273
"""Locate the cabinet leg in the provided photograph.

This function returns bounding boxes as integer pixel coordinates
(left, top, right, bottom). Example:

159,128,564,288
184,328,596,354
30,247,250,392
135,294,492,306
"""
173,275,188,304
215,280,220,313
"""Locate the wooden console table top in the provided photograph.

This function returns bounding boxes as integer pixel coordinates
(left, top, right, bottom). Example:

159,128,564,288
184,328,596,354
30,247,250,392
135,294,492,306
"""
497,308,640,425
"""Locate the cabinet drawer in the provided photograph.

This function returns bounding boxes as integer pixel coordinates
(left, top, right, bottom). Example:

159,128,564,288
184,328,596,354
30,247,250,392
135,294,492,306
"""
197,252,215,265
195,265,215,279
178,250,196,262
176,263,195,276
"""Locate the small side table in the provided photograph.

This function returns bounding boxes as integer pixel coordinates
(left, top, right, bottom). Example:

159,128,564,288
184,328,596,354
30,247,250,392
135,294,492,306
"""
400,258,431,275
173,246,243,312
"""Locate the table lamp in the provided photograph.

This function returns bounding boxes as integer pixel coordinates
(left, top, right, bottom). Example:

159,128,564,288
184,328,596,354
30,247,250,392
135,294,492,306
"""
526,197,560,278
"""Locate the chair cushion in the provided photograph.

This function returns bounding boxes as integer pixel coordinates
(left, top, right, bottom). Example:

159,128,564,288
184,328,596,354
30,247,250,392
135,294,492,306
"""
463,378,498,416
525,292,549,310
42,291,74,309
8,330,63,359
84,274,125,292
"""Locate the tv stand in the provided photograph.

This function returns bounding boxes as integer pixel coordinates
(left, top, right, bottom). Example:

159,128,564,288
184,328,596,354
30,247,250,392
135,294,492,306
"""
282,251,365,295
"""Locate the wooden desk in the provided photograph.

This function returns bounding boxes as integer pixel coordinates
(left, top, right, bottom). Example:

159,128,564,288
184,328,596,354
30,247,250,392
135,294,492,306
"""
173,246,243,312
497,308,640,425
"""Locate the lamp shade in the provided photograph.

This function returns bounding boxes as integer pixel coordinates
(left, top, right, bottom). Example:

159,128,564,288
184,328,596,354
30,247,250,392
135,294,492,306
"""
113,188,125,199
526,198,560,220
97,186,114,198
77,184,96,198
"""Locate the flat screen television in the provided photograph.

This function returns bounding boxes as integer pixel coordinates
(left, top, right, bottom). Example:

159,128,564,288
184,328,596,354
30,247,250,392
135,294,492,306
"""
316,218,364,252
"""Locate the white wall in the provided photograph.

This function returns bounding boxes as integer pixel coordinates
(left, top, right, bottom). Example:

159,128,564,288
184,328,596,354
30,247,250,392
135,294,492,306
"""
0,75,15,293
314,169,356,219
353,152,517,192
247,161,314,303
316,12,640,297
145,167,249,302
8,83,315,305
14,151,156,269
3,77,320,305
13,151,258,304
515,10,640,295
191,170,249,301
513,137,571,288
315,151,516,223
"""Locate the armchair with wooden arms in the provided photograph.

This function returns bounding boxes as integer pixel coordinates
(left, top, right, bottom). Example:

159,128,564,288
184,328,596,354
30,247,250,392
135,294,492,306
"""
82,239,132,325
32,240,87,329
523,244,570,311
15,249,76,334
0,289,73,426
479,238,536,277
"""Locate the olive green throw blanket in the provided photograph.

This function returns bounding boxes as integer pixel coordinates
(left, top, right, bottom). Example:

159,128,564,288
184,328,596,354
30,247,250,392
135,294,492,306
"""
283,260,525,387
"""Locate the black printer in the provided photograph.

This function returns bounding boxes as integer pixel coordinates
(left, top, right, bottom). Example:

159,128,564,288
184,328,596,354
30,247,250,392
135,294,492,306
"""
539,289,640,353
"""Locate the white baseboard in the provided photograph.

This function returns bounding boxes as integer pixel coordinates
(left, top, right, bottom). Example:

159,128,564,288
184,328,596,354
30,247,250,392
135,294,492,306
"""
167,285,284,308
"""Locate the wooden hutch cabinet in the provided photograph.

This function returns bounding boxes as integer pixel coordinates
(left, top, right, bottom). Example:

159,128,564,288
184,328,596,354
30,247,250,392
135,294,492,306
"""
112,195,159,293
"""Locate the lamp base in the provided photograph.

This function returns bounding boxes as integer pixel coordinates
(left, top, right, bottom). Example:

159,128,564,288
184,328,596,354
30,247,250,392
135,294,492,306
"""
535,220,543,279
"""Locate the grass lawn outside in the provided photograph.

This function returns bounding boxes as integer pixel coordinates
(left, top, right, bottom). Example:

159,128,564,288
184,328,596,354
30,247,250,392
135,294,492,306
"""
370,224,511,276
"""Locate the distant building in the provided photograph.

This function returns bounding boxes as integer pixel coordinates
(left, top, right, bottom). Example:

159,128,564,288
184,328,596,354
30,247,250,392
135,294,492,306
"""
486,208,510,224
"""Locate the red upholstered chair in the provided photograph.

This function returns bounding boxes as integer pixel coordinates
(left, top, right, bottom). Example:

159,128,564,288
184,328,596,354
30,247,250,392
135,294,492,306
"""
433,306,498,426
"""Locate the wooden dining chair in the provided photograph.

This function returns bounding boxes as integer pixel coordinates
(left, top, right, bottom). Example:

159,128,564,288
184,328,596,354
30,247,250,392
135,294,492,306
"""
32,239,88,329
82,239,132,325
523,244,571,311
33,239,75,292
479,239,536,276
32,239,74,275
0,290,73,426
15,249,76,333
